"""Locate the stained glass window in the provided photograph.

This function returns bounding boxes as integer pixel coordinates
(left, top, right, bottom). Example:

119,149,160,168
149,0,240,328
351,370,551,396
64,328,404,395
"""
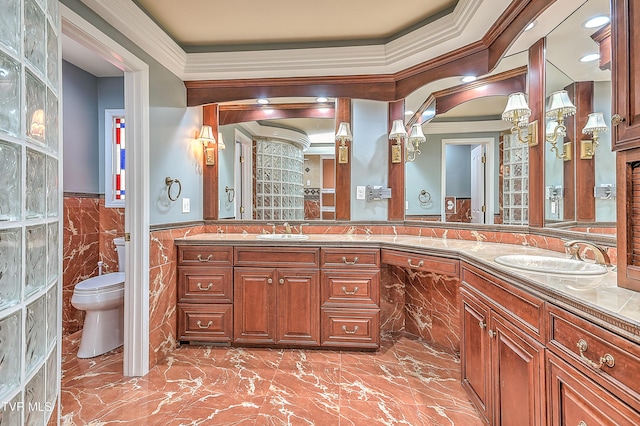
105,109,125,207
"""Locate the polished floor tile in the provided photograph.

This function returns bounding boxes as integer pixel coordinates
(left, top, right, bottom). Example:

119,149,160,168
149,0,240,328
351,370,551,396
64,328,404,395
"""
60,332,484,425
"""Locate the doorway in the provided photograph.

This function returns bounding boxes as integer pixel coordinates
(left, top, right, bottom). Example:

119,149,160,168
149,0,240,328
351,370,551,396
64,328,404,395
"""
234,129,253,219
441,137,495,224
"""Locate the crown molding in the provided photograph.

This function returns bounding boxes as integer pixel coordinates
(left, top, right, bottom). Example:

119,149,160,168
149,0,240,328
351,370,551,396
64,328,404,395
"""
424,120,511,134
240,122,311,151
78,0,511,81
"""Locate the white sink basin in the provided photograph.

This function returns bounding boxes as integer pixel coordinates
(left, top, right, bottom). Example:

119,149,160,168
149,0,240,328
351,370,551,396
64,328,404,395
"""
256,234,309,241
494,255,608,276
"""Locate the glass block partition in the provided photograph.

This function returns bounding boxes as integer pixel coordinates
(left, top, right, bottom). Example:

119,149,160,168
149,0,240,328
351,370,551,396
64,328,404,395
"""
254,139,305,221
502,133,529,225
0,0,61,424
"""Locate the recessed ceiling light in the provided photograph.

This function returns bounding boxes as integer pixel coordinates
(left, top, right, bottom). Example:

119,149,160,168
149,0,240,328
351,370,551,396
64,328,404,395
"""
257,98,269,105
580,53,600,63
461,76,477,83
405,110,415,116
584,15,610,29
524,20,537,31
316,97,328,103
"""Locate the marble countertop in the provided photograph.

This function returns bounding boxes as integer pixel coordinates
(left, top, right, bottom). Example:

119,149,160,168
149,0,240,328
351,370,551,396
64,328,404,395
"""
177,232,640,342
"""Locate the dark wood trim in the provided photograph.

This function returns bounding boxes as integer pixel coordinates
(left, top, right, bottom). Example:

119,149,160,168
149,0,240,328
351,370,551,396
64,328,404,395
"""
334,98,352,220
433,66,528,115
219,102,335,125
388,101,405,221
406,95,435,128
573,82,596,222
591,24,611,71
617,148,640,292
185,0,558,106
528,38,546,228
203,104,219,220
563,85,577,221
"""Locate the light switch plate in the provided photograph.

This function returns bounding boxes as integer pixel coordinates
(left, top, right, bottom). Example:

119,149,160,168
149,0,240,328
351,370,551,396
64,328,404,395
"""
356,186,366,200
182,198,190,213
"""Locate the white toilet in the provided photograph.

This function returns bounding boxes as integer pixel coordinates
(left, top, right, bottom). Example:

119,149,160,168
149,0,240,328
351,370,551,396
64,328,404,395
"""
71,237,126,358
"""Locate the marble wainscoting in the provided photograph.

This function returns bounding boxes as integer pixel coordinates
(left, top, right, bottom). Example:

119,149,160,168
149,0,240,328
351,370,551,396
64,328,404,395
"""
148,225,205,366
62,194,124,335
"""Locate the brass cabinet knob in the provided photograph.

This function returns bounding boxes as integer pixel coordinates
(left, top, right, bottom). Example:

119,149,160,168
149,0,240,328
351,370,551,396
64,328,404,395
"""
479,321,487,329
279,278,285,284
611,114,625,126
267,278,273,284
488,330,497,338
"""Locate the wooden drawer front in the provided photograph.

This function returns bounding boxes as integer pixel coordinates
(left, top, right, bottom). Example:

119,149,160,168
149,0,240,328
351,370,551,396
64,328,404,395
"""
179,268,232,303
321,270,379,307
321,248,380,268
234,247,319,268
547,352,640,426
381,249,459,276
178,246,232,266
321,309,379,348
461,264,544,341
178,304,233,343
547,304,640,404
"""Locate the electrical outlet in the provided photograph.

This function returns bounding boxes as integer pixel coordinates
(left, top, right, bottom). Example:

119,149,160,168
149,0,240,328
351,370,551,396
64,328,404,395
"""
356,186,366,200
182,198,190,213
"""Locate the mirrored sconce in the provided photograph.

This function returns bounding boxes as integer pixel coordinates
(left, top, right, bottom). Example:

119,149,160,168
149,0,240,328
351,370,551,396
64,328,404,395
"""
198,125,216,166
406,123,426,162
581,112,608,159
545,90,576,161
501,92,538,146
335,122,353,164
389,119,407,164
218,131,226,150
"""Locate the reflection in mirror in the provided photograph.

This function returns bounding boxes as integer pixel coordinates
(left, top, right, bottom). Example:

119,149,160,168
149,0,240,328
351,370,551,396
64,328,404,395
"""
544,0,614,233
218,100,335,221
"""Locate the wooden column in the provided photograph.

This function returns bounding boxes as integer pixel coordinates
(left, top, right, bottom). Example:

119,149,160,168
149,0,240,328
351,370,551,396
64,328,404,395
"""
572,82,595,222
528,38,546,228
334,98,352,220
203,104,219,220
388,100,405,221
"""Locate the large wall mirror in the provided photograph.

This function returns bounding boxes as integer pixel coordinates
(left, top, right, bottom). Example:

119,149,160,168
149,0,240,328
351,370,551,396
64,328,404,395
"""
217,98,336,221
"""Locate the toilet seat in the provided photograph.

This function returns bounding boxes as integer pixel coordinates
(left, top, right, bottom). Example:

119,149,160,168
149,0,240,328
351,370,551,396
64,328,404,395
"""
74,272,125,294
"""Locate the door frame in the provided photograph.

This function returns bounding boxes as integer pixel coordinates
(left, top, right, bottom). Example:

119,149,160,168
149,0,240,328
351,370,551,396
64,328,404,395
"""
62,5,150,376
235,128,253,220
441,137,495,224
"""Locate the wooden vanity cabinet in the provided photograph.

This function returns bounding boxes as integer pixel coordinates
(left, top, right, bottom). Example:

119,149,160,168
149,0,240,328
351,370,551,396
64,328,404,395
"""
460,264,546,426
177,246,234,343
233,247,321,347
320,248,381,349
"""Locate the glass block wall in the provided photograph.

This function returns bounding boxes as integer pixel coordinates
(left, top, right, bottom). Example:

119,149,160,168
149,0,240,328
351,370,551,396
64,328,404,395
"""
502,133,529,225
0,0,61,424
254,139,305,221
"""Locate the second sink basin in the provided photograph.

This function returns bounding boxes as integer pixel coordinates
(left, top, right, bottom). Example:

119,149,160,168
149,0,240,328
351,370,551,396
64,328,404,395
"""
256,234,309,241
494,254,608,276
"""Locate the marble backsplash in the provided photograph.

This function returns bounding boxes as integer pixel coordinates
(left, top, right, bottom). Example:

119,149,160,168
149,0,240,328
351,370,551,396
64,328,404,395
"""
62,194,124,335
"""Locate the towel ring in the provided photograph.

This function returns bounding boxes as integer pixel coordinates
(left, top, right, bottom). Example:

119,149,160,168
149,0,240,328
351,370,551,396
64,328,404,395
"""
165,177,182,201
418,190,431,205
225,186,235,203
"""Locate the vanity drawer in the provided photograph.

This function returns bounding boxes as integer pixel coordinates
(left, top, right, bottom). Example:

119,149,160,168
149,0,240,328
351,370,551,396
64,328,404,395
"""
547,304,640,406
178,267,233,303
321,248,380,268
321,270,379,307
321,308,379,349
234,247,319,267
178,304,233,343
382,249,459,276
178,246,233,266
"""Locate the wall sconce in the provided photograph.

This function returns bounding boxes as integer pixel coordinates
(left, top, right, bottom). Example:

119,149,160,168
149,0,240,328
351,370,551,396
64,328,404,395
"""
581,112,609,159
218,131,226,150
30,109,45,140
545,90,576,161
389,119,407,163
501,92,538,146
198,125,216,166
406,123,426,162
335,122,352,164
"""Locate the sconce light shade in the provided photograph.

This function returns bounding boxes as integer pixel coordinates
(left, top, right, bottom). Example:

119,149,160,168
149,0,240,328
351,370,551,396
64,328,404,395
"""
336,122,353,141
582,112,609,135
408,123,426,144
389,119,408,140
502,92,531,126
198,125,215,142
198,125,216,166
546,90,576,119
218,132,226,150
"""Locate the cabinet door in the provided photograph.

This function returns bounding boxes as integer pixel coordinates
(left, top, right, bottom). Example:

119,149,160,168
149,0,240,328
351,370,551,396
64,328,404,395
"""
490,313,545,426
460,288,491,424
276,269,320,346
612,0,640,149
233,268,276,345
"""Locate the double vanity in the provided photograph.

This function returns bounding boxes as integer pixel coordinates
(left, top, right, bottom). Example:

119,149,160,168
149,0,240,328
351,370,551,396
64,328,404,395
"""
175,232,640,425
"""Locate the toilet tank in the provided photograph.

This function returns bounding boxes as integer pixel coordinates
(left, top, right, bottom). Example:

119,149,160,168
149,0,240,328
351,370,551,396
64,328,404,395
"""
113,237,126,272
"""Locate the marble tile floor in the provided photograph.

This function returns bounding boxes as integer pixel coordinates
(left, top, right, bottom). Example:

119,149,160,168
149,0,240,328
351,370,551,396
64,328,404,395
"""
60,332,484,425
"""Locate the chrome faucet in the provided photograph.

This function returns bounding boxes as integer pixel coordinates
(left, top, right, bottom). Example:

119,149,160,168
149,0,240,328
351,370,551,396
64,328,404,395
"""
564,240,612,266
284,222,292,234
